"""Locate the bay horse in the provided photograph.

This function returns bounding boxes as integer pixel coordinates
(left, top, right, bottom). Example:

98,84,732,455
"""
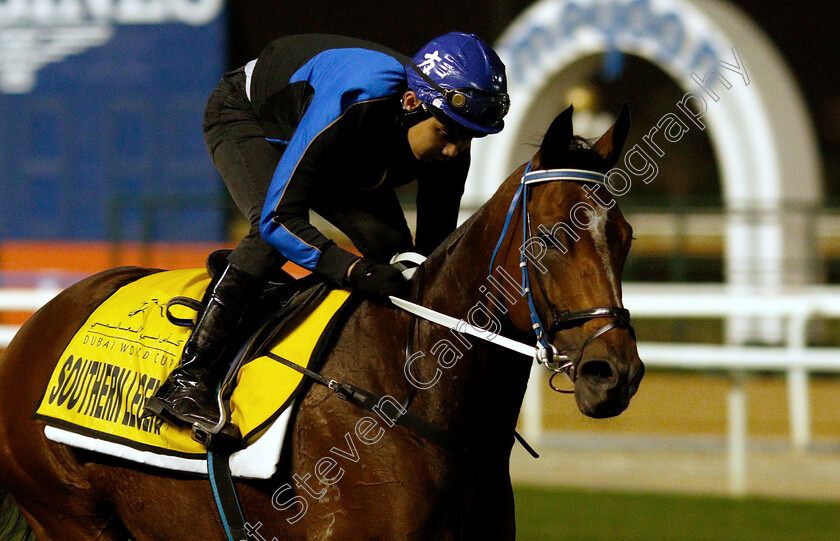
0,105,643,540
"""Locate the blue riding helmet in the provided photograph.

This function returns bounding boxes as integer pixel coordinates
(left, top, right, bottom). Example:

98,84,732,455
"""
406,32,509,137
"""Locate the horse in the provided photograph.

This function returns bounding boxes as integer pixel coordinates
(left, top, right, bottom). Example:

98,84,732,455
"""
0,105,643,540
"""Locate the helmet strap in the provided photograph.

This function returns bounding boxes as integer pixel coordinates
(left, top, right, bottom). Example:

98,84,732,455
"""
400,100,431,130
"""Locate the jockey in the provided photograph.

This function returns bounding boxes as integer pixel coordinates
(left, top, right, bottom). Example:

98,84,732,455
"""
143,32,510,434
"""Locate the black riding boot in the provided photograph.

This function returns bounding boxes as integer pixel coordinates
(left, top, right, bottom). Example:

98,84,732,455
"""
144,261,263,433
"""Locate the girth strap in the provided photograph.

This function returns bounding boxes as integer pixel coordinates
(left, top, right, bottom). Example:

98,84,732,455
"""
265,352,462,453
207,449,247,541
513,430,540,458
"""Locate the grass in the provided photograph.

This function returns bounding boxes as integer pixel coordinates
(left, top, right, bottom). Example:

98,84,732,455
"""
514,486,840,540
0,486,35,541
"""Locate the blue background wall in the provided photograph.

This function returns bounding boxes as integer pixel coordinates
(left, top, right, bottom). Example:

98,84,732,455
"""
0,16,226,242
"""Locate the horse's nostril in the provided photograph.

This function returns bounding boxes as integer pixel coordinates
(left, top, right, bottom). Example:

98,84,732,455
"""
579,359,615,384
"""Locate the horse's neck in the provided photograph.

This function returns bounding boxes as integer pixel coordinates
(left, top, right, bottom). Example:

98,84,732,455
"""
411,177,532,441
422,176,520,313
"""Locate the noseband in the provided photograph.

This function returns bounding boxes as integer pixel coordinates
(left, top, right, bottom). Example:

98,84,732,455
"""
488,162,635,393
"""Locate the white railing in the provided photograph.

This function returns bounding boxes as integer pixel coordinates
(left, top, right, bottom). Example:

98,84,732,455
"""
521,283,840,496
6,283,840,495
0,287,62,347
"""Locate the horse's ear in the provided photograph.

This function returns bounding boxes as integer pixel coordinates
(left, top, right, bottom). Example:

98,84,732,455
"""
592,104,630,169
538,105,574,168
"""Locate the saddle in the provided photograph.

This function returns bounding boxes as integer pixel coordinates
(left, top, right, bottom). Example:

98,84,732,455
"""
168,249,339,447
34,258,356,463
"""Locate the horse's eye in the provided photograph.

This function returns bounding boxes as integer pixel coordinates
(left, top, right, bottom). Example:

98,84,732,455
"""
538,232,562,251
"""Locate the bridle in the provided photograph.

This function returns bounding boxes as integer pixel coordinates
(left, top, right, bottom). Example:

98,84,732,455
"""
488,162,635,393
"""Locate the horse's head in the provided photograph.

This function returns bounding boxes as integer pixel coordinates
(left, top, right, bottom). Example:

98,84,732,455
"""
498,105,643,418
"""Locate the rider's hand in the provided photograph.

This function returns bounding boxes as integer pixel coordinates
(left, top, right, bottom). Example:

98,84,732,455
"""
347,258,409,305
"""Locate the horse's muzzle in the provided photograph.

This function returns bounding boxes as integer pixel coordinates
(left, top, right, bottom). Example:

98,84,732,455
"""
574,355,645,418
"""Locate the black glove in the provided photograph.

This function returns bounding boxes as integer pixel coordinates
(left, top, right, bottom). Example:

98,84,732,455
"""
347,258,409,304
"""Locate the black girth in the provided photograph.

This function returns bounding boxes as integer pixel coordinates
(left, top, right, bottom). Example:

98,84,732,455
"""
264,350,462,453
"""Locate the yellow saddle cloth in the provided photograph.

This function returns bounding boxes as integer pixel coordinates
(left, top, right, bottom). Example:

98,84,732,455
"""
35,269,351,459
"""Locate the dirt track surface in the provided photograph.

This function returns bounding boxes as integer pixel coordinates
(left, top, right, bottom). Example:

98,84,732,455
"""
513,371,840,501
510,440,840,501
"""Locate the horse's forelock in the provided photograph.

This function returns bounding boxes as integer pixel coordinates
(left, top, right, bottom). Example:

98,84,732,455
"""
539,135,611,173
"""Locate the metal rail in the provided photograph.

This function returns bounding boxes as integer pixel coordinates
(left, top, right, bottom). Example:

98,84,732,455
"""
6,283,840,496
521,283,840,496
0,287,61,347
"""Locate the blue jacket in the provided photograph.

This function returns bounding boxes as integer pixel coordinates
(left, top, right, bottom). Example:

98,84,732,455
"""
250,35,469,284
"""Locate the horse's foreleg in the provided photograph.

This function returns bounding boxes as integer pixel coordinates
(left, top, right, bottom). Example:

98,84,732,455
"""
456,454,516,540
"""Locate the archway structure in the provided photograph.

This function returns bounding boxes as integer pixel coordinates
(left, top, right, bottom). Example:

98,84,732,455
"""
467,0,823,341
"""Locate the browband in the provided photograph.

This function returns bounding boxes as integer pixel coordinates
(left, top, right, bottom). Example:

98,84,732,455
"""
521,168,609,188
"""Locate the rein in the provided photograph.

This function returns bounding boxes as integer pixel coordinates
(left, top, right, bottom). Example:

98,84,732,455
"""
252,166,636,459
413,163,632,392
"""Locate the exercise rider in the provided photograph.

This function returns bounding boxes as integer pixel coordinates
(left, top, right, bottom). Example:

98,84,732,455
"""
143,32,510,437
